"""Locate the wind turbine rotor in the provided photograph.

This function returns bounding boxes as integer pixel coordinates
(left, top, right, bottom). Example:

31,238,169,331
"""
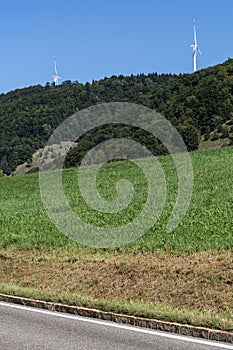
190,19,202,72
52,57,61,85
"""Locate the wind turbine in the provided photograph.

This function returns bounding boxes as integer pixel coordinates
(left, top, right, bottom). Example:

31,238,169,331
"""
190,20,202,72
52,58,61,85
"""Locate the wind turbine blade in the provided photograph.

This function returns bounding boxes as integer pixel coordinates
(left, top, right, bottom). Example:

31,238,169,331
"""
198,48,203,56
54,58,58,75
193,21,197,46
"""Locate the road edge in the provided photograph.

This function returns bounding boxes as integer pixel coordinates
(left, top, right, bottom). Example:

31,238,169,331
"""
0,293,232,344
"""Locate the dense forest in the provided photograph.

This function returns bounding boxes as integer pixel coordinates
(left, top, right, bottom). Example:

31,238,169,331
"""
1,58,233,174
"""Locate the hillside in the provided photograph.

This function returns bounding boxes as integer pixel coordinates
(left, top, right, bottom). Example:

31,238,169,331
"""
1,59,233,174
0,146,233,331
1,146,232,250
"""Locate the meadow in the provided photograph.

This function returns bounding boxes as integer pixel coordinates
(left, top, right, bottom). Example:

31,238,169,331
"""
0,146,233,252
0,147,233,331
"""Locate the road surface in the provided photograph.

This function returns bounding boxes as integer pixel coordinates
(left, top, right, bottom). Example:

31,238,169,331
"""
0,301,232,350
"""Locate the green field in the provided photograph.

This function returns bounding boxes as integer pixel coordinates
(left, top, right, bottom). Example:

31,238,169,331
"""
0,146,233,252
1,146,233,331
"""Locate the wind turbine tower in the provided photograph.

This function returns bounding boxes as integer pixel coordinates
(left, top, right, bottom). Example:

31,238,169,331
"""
190,20,202,72
52,58,61,85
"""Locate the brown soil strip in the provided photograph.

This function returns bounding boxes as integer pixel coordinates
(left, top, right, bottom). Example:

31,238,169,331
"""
0,249,232,314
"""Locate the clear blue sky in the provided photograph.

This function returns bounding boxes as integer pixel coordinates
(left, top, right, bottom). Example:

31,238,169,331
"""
1,0,233,93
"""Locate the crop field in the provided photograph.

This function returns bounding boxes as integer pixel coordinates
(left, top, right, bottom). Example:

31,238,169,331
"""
0,146,233,331
0,146,233,251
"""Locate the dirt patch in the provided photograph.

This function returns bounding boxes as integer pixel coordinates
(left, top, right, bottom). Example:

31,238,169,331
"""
0,249,232,314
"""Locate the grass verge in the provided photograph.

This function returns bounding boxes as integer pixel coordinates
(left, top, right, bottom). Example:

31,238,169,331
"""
0,282,232,332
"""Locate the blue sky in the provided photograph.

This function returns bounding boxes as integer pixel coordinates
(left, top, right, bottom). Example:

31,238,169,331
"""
1,0,233,93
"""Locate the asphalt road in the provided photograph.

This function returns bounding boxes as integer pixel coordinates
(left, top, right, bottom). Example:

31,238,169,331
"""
0,302,232,350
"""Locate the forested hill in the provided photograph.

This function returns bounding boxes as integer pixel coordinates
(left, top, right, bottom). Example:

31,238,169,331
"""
1,58,233,174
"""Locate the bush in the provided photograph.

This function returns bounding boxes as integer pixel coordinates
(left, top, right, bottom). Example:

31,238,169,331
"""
220,127,229,139
211,132,219,141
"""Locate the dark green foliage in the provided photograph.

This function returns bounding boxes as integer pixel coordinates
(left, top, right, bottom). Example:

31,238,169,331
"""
64,124,166,168
220,126,230,139
1,59,233,174
211,132,220,141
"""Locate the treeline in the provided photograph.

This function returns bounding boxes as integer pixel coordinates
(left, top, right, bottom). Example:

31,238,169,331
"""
1,59,233,174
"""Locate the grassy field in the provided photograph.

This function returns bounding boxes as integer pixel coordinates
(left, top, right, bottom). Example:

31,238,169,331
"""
0,146,233,330
0,146,233,251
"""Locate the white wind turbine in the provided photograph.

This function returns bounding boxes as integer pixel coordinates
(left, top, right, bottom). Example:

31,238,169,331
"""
190,20,202,72
52,58,61,85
